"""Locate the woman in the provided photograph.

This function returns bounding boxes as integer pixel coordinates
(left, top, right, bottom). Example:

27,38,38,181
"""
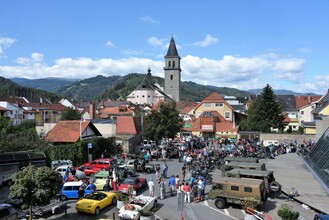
105,176,110,192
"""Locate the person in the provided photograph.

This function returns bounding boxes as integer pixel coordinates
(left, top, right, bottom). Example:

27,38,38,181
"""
169,175,176,196
159,178,166,200
155,164,161,182
105,176,111,192
144,153,150,164
186,154,193,170
133,158,139,172
70,166,76,177
192,182,198,202
141,158,146,174
88,179,97,193
122,152,126,163
162,148,167,161
183,182,191,203
148,178,155,197
63,171,70,183
181,166,186,181
175,175,180,190
162,162,168,179
177,182,183,198
78,182,86,199
127,182,134,200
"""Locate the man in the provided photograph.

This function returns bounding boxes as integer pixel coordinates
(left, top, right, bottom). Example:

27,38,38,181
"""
148,178,155,197
127,182,134,200
133,158,139,172
63,171,70,183
169,175,176,196
162,162,168,179
159,178,166,200
162,148,167,161
155,164,161,182
141,158,146,174
89,179,97,194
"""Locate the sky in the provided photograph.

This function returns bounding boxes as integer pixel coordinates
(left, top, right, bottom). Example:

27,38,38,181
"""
0,0,328,95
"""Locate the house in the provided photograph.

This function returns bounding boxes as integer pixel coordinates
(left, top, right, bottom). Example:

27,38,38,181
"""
312,90,329,137
0,106,9,117
91,119,116,138
276,95,299,132
183,92,238,140
45,120,102,143
0,101,24,125
115,116,142,154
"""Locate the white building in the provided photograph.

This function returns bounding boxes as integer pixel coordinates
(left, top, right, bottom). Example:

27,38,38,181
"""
0,101,24,125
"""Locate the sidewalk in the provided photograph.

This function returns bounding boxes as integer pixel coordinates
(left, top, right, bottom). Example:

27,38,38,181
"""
264,153,329,214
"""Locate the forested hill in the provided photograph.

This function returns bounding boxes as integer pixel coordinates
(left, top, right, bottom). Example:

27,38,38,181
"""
0,77,62,102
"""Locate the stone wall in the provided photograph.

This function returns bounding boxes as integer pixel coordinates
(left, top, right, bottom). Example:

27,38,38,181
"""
259,133,316,144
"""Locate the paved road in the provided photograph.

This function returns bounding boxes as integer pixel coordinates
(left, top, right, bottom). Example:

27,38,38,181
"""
1,153,326,219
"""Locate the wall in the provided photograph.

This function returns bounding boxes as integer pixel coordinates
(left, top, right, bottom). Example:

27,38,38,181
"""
259,133,316,144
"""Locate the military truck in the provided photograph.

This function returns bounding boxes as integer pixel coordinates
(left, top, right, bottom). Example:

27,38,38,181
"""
208,177,268,209
223,168,281,195
224,156,259,163
220,161,267,172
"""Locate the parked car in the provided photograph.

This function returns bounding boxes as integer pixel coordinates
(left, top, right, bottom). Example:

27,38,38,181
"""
123,159,156,173
82,158,117,171
76,165,101,176
75,192,118,215
118,195,157,220
118,177,147,194
0,203,18,220
25,200,67,218
57,182,93,201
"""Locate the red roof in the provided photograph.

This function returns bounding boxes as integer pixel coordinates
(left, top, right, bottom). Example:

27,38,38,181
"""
180,106,194,114
116,116,138,135
152,99,164,110
0,106,8,111
45,120,92,143
295,95,322,109
194,92,234,111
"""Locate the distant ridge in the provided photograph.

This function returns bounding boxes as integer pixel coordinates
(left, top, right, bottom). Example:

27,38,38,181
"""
247,88,320,96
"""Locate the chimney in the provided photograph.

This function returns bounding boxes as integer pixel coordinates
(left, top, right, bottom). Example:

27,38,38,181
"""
308,95,311,103
89,103,95,119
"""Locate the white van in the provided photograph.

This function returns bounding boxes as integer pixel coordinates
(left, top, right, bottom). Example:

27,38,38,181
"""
263,140,279,147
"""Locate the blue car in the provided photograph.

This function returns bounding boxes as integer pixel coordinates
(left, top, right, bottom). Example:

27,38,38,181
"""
58,182,92,201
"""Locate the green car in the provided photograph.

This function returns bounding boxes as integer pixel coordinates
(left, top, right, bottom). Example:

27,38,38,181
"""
94,166,136,179
123,159,157,173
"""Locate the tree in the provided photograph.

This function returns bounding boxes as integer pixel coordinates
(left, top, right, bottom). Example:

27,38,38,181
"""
247,84,285,132
143,101,184,142
9,165,63,220
60,107,81,120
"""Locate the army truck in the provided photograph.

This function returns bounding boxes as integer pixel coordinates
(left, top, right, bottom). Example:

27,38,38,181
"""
220,161,267,172
208,177,268,209
224,156,259,163
223,168,281,195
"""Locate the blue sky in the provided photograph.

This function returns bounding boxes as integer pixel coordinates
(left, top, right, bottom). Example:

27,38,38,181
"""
0,0,328,94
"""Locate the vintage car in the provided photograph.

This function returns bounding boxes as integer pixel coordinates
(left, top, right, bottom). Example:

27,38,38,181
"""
118,195,157,220
76,165,101,176
94,166,135,180
75,192,118,215
123,159,156,173
118,177,147,193
82,158,117,171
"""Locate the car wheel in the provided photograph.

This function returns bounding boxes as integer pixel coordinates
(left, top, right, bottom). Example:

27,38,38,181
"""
153,200,158,209
262,190,268,202
146,168,151,173
94,207,100,215
269,181,281,193
60,195,67,201
215,198,226,209
112,197,117,205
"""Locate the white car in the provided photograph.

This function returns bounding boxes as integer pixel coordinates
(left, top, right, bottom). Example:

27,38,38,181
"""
118,195,157,220
55,165,69,177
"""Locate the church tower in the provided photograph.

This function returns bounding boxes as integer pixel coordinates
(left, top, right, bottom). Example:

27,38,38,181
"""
164,37,181,102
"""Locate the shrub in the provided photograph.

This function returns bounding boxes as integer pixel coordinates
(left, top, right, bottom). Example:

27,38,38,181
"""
277,204,299,220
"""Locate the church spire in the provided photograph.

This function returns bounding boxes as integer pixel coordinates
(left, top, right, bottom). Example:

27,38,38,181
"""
165,37,179,57
147,66,152,83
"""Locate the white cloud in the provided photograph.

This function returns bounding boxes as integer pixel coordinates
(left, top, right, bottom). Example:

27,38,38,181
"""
299,47,313,53
148,37,164,47
16,53,44,65
193,34,218,47
2,52,327,94
139,15,159,24
105,41,115,47
0,36,17,57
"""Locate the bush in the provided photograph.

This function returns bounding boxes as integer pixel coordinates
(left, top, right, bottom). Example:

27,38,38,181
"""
277,204,299,220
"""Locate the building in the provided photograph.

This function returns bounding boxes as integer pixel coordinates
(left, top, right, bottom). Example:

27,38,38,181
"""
126,67,172,105
164,37,181,102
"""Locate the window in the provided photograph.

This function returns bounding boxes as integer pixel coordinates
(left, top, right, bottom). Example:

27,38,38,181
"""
213,184,223,190
215,103,223,108
168,61,171,67
311,106,315,109
142,95,145,98
231,186,239,191
148,95,150,98
173,61,175,68
301,111,304,115
204,103,211,108
244,187,252,193
137,95,139,98
73,186,80,190
63,186,71,190
170,75,173,80
224,112,230,119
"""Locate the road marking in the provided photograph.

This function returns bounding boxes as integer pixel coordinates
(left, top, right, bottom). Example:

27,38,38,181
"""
203,200,209,206
200,202,239,220
224,208,229,215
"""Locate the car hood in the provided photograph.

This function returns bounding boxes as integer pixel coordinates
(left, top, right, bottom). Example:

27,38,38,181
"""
118,205,142,219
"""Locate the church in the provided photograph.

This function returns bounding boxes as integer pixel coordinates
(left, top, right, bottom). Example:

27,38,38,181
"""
126,37,181,105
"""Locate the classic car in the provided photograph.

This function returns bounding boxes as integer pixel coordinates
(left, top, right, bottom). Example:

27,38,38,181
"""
75,192,118,215
94,166,135,180
76,165,101,176
118,177,147,193
118,195,157,220
82,158,117,171
123,159,157,173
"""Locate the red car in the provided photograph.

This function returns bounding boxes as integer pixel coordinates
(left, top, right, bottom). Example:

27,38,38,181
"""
118,177,147,193
76,165,101,176
82,158,117,171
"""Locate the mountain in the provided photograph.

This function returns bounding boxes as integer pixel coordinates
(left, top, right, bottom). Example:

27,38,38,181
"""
248,89,319,96
0,77,62,102
10,74,250,102
10,77,78,92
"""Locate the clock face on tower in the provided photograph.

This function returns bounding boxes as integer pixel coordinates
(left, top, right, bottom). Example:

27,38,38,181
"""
170,71,173,73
